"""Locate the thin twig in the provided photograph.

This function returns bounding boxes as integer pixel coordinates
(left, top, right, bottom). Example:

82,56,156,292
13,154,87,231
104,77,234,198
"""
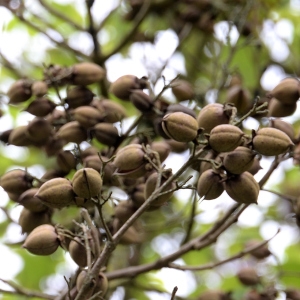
170,286,178,300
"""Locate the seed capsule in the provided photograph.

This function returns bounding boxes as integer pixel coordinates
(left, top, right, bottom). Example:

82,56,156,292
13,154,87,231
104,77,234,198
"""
162,112,198,143
237,267,260,286
8,126,37,147
72,106,103,128
197,103,230,133
91,123,119,146
246,240,271,259
198,290,231,300
31,81,48,97
224,172,260,204
72,62,105,86
197,169,224,200
66,86,95,109
56,121,88,144
26,117,52,145
253,127,294,156
22,224,59,255
18,188,48,213
268,97,297,117
268,77,300,105
7,79,32,104
226,85,251,114
69,236,95,267
35,178,75,209
171,79,195,101
56,150,77,173
209,124,244,153
223,147,255,174
270,118,295,141
25,97,56,117
19,208,51,233
72,168,102,198
129,89,153,112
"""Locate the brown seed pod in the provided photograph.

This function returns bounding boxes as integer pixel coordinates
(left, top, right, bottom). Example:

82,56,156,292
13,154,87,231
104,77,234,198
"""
268,77,300,105
56,150,77,173
270,118,295,141
144,171,175,207
72,106,103,128
171,79,195,101
131,183,146,207
18,188,48,213
113,144,147,178
91,123,119,146
285,288,300,300
56,121,88,144
197,169,224,200
224,172,260,204
72,62,105,86
151,141,171,163
31,81,48,97
22,224,59,255
247,157,262,175
209,124,244,153
197,103,230,133
109,75,146,101
166,104,197,118
246,240,271,259
198,290,232,300
223,147,256,174
237,267,260,286
66,86,95,109
253,127,294,156
69,236,95,267
25,97,56,117
115,200,136,223
92,99,127,123
0,169,33,195
162,112,198,143
129,89,153,112
226,85,251,114
166,139,189,153
8,126,37,147
7,79,32,104
44,136,65,157
19,208,52,233
35,178,75,209
268,97,297,118
26,117,53,145
72,168,103,198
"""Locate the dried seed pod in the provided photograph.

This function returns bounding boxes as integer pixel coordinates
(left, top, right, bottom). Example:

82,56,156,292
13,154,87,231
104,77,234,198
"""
166,139,189,153
110,75,147,101
197,103,230,133
72,62,105,86
197,169,224,200
56,121,88,144
31,81,48,97
26,117,53,145
270,118,295,141
268,77,300,105
144,171,175,207
226,85,251,114
115,200,136,223
35,178,75,209
162,112,198,142
7,79,32,104
224,172,260,204
72,106,103,128
131,183,146,207
247,157,262,175
237,267,260,286
223,147,256,174
246,240,271,259
66,86,95,109
285,288,300,300
22,224,59,255
25,97,56,117
69,236,94,267
129,89,153,112
209,124,244,153
18,188,48,213
8,126,37,147
0,169,33,195
113,144,148,178
76,271,108,297
171,79,195,101
166,103,197,118
92,99,127,123
268,97,297,117
198,290,232,300
0,129,13,144
253,127,294,156
72,168,103,198
56,150,77,173
19,208,51,233
151,141,171,163
44,136,65,157
91,123,119,146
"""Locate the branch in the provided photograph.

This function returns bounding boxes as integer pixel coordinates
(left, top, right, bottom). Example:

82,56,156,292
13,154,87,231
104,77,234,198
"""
0,279,55,300
101,0,151,62
37,0,84,31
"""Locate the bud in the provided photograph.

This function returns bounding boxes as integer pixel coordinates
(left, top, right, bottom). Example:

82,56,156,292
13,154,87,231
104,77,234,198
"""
162,112,198,142
72,62,105,86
